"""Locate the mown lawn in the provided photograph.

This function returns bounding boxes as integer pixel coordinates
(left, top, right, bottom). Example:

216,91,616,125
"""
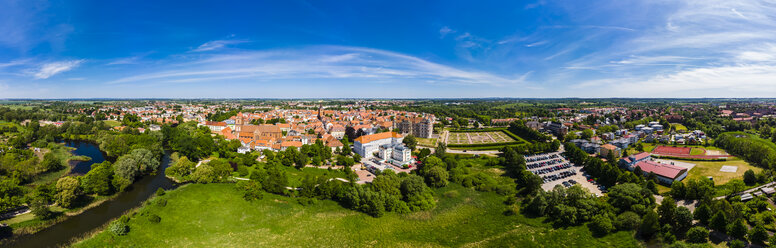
73,183,643,248
684,158,761,185
417,137,437,147
102,120,121,127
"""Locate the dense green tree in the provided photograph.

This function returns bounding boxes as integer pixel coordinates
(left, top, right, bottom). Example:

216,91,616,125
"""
402,135,417,151
588,214,614,236
615,211,641,231
425,166,449,188
743,169,756,186
81,161,114,195
727,218,748,240
657,197,677,226
748,223,768,244
694,204,712,225
639,210,660,239
686,226,709,243
674,207,693,236
709,211,727,233
30,197,53,220
55,176,81,208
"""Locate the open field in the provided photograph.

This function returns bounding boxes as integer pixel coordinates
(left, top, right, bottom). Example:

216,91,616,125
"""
102,120,121,127
683,157,761,185
670,123,687,132
73,183,642,248
416,137,437,147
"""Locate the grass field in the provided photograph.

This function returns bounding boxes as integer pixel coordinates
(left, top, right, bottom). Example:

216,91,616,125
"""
684,157,761,185
416,137,437,147
670,123,687,132
102,120,121,127
73,183,642,248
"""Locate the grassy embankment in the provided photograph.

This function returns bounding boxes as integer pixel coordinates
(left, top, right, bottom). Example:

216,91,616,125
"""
73,183,642,248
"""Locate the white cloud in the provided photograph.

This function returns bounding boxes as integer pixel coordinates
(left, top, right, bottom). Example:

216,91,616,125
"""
33,60,83,79
439,26,454,38
107,46,531,87
191,39,249,52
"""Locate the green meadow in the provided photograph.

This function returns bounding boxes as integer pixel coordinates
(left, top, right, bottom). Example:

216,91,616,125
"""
73,183,642,248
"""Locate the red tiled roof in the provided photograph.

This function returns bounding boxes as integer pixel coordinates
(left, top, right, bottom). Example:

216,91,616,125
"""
635,161,686,179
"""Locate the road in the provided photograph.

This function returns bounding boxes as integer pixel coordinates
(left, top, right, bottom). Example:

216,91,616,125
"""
714,181,776,200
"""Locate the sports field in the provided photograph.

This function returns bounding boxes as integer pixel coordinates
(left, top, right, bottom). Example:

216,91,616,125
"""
448,131,516,145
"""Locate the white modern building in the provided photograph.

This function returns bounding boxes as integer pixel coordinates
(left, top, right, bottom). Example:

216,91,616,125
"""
354,132,404,158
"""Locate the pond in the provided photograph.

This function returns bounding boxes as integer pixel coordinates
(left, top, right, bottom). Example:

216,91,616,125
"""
63,140,107,174
6,142,177,247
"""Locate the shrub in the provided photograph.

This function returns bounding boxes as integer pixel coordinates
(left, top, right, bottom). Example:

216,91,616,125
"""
109,220,129,236
443,190,459,198
686,226,709,243
148,214,161,223
588,214,614,236
157,198,167,207
297,197,317,206
155,188,166,196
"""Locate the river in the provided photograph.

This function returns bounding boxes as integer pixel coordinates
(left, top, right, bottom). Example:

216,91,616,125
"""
7,141,177,247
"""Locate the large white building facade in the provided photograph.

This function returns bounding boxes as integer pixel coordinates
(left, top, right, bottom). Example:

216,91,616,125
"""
354,132,404,158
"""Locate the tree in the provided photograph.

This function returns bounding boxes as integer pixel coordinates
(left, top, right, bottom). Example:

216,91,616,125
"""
40,152,64,172
686,226,709,243
607,183,654,214
113,154,140,181
670,181,685,199
727,218,748,240
748,223,768,244
693,204,712,225
615,211,641,231
709,211,727,232
30,197,53,220
424,166,449,188
402,135,418,151
400,175,435,211
371,171,402,197
434,142,447,159
674,207,693,235
743,169,756,185
657,197,677,226
588,214,614,236
81,161,114,195
639,210,660,239
55,176,80,208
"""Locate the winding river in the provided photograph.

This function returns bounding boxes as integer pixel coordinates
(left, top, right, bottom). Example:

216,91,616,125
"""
8,141,176,247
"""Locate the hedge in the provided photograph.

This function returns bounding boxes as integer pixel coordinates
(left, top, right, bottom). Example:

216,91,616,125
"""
448,128,507,133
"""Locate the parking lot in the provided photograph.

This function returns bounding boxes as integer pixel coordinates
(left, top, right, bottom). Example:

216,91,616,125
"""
525,152,604,196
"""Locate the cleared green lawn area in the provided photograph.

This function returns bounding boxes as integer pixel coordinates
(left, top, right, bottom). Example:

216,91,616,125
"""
684,158,761,185
102,120,121,127
74,183,642,248
416,137,437,147
670,123,687,132
689,148,705,156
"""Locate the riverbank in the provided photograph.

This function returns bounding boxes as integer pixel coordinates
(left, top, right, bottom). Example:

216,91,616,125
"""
1,146,175,247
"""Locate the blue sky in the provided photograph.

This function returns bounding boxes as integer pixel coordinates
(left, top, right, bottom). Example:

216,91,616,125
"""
1,0,775,98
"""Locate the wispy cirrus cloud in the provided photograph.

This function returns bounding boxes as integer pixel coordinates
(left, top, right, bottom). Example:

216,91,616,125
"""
191,39,250,52
107,46,532,87
33,60,83,79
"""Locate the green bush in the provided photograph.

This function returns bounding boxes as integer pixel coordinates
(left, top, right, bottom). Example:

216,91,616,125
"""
148,214,161,223
156,188,166,196
109,220,129,236
686,226,708,243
